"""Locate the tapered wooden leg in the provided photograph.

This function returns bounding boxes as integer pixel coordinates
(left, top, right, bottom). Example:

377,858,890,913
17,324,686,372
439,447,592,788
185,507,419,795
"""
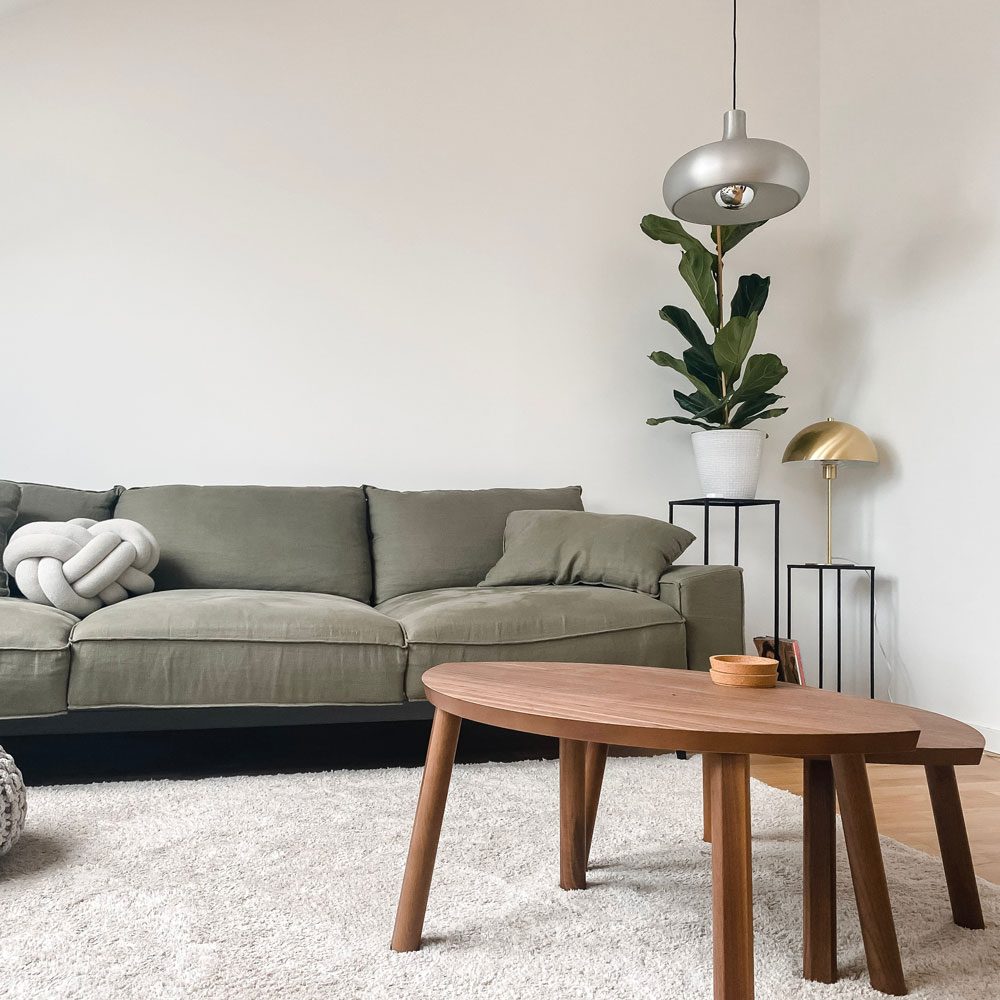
832,753,906,996
391,709,462,952
584,742,608,866
711,753,754,1000
803,758,837,983
702,753,719,843
925,764,985,929
560,738,587,889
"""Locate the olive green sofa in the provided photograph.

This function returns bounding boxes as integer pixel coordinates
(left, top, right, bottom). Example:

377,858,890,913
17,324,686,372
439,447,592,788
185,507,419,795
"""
0,483,744,735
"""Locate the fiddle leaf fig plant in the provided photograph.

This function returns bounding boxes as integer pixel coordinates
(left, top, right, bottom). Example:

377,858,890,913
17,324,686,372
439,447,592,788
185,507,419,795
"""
642,215,788,430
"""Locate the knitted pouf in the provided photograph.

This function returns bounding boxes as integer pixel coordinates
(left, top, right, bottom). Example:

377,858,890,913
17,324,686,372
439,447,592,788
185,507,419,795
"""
0,746,26,856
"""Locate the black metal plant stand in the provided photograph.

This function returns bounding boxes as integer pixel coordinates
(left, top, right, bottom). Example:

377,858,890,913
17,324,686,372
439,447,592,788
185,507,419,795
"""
668,498,780,645
786,563,876,698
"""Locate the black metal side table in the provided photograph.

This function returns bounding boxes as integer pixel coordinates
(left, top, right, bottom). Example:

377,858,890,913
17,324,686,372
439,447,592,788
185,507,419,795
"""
786,563,876,698
668,498,780,644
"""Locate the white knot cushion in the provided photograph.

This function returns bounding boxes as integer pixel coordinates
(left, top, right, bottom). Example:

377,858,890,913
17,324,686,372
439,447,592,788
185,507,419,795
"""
2,518,159,617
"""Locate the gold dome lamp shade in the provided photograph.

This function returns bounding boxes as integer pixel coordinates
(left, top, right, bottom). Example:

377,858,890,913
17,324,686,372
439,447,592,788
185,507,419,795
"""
782,418,879,565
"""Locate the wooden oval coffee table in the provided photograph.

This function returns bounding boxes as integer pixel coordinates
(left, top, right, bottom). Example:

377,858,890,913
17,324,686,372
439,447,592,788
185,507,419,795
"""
772,705,986,990
390,662,923,1000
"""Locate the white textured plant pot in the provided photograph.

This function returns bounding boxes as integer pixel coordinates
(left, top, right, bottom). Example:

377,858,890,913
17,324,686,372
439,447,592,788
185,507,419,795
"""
691,429,765,499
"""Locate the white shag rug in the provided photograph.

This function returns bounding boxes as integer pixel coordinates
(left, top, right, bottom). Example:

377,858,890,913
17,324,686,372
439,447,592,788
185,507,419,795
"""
1,755,997,1000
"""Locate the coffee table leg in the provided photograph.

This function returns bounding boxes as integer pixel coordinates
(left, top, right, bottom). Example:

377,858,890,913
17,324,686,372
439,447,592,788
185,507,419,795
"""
560,738,588,889
584,742,609,867
702,753,719,843
925,764,985,929
710,753,754,1000
803,758,837,983
831,753,906,996
391,708,462,952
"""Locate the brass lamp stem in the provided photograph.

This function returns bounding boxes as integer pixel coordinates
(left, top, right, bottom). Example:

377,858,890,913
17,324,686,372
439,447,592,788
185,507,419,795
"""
823,462,837,565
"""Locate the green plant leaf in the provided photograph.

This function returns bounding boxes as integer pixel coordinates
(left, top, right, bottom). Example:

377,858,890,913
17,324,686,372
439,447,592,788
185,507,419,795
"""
674,389,727,424
729,353,788,405
659,305,719,391
678,250,719,329
658,305,709,353
718,221,767,254
641,214,718,327
728,392,784,428
673,389,707,415
738,407,788,427
713,313,758,383
730,274,770,318
683,346,722,397
647,415,717,430
649,351,719,401
640,215,713,256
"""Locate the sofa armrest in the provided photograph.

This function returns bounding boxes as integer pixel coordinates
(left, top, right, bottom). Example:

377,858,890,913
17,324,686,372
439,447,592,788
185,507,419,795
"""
658,565,744,671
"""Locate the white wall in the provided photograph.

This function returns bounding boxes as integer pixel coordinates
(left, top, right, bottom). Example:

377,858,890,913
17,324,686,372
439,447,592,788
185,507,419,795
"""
0,0,826,648
7,0,994,748
819,0,1000,747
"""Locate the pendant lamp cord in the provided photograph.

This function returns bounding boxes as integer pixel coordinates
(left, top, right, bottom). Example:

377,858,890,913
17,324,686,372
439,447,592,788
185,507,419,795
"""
732,0,738,109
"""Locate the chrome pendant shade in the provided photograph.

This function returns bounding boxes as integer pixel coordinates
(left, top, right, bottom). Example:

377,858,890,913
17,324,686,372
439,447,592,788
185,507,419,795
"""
663,109,809,226
662,0,809,226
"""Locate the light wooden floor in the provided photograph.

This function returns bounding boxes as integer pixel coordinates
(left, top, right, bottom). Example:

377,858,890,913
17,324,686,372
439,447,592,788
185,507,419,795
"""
750,751,1000,885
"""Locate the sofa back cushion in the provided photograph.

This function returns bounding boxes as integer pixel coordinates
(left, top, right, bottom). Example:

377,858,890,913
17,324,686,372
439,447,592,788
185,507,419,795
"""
0,481,22,597
12,482,122,532
3,481,122,598
116,485,371,601
366,486,584,604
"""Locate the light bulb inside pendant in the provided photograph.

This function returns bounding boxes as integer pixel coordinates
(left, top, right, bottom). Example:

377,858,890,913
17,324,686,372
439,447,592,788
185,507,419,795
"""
714,184,755,210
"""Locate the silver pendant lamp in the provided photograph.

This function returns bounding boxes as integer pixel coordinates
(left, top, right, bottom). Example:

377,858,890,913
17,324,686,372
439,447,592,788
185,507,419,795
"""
662,0,809,226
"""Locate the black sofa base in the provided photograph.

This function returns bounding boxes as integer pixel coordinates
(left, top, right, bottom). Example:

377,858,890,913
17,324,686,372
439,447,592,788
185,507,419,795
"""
0,701,436,737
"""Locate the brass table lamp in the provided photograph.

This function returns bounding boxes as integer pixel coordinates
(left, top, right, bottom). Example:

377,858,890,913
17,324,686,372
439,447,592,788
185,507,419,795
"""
782,418,878,565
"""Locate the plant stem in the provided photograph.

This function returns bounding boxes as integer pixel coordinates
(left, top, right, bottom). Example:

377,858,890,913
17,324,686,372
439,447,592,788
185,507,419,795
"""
714,225,730,426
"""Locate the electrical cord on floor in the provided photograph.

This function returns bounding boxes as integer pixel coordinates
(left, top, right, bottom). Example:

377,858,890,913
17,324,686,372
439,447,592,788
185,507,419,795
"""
830,556,899,703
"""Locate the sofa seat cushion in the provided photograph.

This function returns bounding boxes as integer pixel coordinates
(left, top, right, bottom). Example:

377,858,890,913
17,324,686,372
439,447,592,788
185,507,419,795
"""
378,585,687,700
68,590,406,709
0,597,78,718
